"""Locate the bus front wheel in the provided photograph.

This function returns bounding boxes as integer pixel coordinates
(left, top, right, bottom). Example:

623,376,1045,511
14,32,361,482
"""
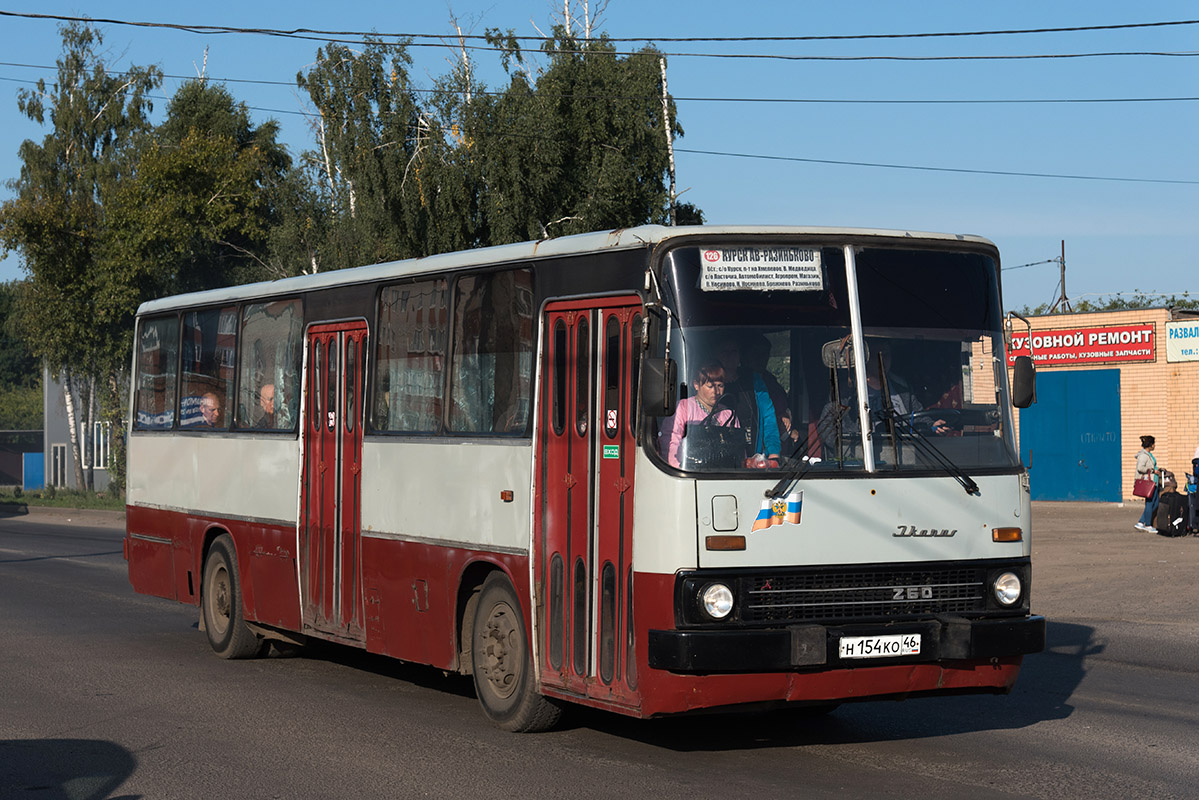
470,573,561,732
201,535,265,659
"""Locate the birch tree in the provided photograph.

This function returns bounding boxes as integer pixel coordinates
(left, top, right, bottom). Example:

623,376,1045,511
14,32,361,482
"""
0,22,161,491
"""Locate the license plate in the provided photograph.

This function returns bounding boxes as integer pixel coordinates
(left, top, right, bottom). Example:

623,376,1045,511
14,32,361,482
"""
838,633,921,660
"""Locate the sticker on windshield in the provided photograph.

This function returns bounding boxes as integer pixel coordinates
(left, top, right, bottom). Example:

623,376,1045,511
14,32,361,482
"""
700,247,824,292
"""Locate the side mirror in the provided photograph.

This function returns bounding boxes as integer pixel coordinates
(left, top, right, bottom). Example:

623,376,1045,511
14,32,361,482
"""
1011,355,1036,408
641,357,678,417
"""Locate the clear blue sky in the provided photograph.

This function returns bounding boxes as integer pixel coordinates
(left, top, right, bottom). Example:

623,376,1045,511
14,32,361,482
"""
1,1,1195,311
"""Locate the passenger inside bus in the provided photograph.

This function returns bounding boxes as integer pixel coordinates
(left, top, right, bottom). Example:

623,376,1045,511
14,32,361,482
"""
741,334,795,459
660,360,740,468
816,342,949,457
255,384,276,428
197,392,222,427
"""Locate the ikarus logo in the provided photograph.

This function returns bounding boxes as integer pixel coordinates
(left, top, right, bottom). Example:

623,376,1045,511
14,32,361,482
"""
893,525,957,538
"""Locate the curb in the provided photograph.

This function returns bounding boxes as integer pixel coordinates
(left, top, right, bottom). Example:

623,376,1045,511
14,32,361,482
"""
0,503,126,526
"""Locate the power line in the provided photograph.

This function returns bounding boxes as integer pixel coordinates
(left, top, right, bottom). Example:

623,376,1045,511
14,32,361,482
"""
4,62,1197,106
2,10,1196,43
0,11,1196,63
676,147,1199,185
6,71,1191,185
1003,259,1059,271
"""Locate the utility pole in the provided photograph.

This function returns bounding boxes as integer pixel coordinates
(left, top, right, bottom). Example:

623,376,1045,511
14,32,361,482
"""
1049,239,1072,313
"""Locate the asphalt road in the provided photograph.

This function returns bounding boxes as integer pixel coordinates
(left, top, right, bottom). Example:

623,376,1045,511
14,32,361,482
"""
1,501,1197,800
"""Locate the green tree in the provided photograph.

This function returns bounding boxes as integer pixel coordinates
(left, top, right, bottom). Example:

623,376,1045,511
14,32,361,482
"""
0,22,161,491
102,79,296,302
1020,291,1199,316
293,22,703,268
0,282,42,430
297,38,424,269
0,382,42,430
0,282,38,389
474,29,698,242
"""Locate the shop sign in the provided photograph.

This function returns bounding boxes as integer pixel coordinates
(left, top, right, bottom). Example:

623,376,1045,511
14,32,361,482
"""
1007,323,1156,366
1166,320,1199,362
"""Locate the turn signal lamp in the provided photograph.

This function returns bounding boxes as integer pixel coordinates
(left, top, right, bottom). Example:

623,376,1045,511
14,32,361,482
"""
992,527,1022,542
705,535,746,551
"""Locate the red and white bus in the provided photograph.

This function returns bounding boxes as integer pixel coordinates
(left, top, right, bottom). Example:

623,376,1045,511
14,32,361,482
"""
125,225,1044,731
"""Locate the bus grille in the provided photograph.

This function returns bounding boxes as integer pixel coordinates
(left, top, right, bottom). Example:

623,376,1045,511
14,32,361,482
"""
739,566,987,624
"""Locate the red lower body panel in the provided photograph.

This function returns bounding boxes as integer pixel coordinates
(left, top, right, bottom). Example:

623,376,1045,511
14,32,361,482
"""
126,505,530,674
359,536,529,671
126,505,302,632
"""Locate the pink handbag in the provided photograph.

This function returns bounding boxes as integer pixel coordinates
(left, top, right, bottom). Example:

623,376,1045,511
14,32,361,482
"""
1132,477,1155,499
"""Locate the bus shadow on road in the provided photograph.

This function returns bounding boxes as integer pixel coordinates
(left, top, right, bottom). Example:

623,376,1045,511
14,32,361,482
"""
279,638,478,699
0,738,138,799
0,502,29,518
568,620,1093,751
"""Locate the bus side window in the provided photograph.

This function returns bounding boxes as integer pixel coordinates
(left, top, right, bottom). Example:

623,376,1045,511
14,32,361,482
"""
179,306,237,430
604,316,620,438
552,319,567,436
236,299,302,431
373,280,447,433
134,315,179,430
449,269,533,435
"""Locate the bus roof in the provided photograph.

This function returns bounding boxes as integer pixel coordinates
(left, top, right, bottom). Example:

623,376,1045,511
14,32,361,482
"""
135,224,997,315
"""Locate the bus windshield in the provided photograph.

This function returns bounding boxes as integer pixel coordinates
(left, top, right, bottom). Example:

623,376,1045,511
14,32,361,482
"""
649,242,1021,474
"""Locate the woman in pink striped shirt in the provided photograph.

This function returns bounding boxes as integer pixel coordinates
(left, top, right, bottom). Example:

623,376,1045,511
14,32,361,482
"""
663,360,739,468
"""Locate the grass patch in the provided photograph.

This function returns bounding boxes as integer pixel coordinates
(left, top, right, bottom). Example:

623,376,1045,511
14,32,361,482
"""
0,487,125,511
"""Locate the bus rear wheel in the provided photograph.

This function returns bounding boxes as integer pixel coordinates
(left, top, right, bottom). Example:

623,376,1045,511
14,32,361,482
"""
201,535,265,659
470,573,561,732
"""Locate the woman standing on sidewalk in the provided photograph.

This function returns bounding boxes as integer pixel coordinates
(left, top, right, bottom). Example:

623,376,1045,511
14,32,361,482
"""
1135,435,1160,532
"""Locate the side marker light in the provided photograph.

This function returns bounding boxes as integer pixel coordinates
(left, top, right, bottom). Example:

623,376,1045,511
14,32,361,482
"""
705,535,746,551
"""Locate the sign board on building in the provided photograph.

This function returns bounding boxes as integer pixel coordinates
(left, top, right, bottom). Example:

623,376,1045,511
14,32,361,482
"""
1165,320,1199,363
1007,323,1156,366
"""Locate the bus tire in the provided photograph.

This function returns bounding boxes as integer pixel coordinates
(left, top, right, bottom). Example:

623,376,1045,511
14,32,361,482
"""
201,535,265,659
470,573,562,732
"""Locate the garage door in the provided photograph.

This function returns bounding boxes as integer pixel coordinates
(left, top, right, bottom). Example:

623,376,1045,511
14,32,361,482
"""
1019,369,1121,501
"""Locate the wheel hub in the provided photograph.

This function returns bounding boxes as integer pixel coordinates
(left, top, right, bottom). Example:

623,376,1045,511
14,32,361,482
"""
480,604,519,698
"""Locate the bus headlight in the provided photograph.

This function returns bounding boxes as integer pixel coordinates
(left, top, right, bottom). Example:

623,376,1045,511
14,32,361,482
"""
993,572,1022,606
700,583,734,619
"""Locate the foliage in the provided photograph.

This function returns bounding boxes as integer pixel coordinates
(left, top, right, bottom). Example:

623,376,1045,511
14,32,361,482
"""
1019,291,1199,316
296,38,424,269
0,381,42,430
102,79,296,312
0,22,161,380
293,27,702,268
0,281,39,389
0,22,162,492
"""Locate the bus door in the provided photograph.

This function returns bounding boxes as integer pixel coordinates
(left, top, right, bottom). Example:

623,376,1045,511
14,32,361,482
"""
300,321,368,643
536,298,641,707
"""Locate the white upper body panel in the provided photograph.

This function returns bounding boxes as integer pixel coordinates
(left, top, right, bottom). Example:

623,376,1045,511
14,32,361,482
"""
127,434,300,525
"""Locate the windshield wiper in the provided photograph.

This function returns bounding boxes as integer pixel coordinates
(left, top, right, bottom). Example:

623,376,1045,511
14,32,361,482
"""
880,409,980,495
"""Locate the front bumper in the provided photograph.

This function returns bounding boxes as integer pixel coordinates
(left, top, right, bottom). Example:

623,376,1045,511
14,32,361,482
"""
648,614,1045,673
